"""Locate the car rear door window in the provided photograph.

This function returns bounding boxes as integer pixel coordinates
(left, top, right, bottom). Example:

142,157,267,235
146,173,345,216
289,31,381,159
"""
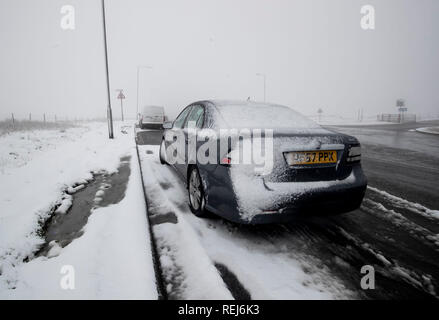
174,106,193,129
185,105,204,128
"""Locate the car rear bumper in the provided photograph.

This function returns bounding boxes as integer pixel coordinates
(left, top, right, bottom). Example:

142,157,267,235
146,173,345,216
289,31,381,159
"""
249,184,366,224
232,165,367,224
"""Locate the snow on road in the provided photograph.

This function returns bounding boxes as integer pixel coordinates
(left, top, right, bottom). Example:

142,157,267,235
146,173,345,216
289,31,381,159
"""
0,122,157,299
368,186,439,221
415,127,439,135
137,142,357,300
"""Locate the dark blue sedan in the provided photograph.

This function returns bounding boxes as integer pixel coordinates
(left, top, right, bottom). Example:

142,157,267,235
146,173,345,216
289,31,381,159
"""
159,100,367,224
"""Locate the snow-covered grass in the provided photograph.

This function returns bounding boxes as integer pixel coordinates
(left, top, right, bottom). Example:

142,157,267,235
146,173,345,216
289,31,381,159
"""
2,149,157,299
0,121,157,299
0,126,86,172
0,120,77,137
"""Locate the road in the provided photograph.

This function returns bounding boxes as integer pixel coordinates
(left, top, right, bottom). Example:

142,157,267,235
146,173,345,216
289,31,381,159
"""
325,120,439,299
136,121,439,299
331,121,439,209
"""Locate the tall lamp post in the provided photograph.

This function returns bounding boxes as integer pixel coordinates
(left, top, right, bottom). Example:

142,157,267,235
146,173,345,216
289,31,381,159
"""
256,73,266,102
136,65,153,120
102,0,114,139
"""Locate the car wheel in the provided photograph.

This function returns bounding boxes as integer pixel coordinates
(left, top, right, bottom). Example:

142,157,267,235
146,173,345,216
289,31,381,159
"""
188,166,208,217
159,139,167,165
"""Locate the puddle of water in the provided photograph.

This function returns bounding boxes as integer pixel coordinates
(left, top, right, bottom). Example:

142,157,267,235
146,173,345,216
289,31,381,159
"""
36,156,131,257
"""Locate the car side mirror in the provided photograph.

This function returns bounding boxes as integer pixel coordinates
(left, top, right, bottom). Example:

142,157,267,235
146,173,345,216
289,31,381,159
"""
162,121,173,129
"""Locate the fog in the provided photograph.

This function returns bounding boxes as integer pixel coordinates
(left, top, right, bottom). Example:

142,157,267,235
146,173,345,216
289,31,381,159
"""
1,0,438,121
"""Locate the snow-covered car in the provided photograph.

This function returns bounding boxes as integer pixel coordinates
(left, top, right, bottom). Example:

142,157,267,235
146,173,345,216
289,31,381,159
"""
159,100,367,224
138,105,165,129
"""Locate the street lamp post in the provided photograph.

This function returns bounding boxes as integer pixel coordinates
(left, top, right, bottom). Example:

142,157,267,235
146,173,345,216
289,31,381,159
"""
136,65,153,120
101,0,114,139
256,73,266,102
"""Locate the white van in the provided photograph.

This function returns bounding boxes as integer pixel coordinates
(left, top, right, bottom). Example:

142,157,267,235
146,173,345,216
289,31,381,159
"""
138,106,165,129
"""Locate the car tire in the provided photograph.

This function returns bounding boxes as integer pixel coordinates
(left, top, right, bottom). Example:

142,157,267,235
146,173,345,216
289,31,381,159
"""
188,166,208,217
159,139,168,165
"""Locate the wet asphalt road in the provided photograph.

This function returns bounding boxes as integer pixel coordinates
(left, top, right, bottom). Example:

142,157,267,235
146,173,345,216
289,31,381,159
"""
322,121,439,299
136,129,164,146
136,121,439,299
331,120,439,209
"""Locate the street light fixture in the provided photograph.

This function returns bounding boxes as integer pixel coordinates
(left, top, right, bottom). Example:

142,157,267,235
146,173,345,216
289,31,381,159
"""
256,73,266,102
136,65,153,119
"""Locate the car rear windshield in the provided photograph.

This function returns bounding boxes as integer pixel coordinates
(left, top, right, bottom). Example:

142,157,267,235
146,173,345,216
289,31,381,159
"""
217,104,319,129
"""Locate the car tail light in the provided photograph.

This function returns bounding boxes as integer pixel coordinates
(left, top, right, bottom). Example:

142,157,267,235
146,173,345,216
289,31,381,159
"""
220,156,232,165
220,149,240,165
347,145,361,163
220,148,237,165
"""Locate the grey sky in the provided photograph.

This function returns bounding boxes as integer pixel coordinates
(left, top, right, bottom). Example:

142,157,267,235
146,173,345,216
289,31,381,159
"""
1,0,438,120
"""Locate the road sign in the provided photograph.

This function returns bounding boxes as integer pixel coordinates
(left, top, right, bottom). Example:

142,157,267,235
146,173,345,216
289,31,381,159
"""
116,90,125,122
399,107,407,112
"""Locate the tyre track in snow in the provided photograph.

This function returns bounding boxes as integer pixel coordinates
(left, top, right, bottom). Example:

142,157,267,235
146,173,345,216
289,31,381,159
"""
325,124,439,298
156,165,438,298
213,190,438,299
326,187,439,299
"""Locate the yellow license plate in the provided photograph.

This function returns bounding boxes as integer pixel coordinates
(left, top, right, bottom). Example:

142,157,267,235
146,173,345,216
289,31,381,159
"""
286,150,337,165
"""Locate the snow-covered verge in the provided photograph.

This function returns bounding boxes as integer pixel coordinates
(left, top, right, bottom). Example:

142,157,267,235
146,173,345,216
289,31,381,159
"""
415,126,439,135
137,143,356,299
0,125,84,172
138,145,233,300
0,122,157,299
0,120,77,137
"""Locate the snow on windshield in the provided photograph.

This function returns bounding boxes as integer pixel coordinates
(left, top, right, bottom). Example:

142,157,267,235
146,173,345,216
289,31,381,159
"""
215,103,320,129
